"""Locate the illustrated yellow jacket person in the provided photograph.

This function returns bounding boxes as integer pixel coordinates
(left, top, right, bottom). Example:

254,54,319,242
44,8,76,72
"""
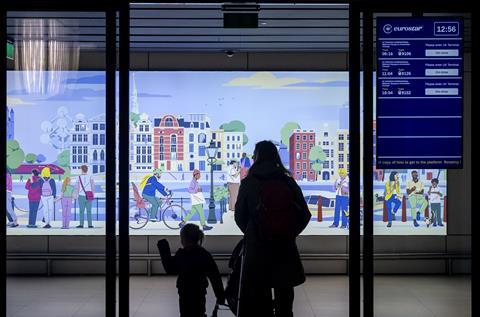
385,181,400,200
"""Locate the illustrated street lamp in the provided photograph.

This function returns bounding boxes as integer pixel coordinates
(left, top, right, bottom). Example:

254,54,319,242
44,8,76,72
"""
206,140,219,224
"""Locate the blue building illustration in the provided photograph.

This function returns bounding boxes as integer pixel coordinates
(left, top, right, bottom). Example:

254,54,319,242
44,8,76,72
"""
6,106,14,140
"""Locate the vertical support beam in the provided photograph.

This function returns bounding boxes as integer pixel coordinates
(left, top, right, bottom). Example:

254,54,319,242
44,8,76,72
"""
0,5,7,317
105,2,117,317
362,8,374,317
471,10,476,317
348,3,361,317
119,0,130,316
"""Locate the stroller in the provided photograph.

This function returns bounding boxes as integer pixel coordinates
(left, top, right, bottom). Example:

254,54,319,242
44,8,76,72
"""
212,239,246,317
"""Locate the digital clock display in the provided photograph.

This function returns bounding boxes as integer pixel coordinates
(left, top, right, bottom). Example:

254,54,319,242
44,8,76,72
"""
434,22,459,36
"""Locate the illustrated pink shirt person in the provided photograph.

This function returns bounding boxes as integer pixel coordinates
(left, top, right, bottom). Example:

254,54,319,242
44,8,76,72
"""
178,169,212,231
56,177,76,229
26,169,42,228
6,171,19,227
75,165,95,228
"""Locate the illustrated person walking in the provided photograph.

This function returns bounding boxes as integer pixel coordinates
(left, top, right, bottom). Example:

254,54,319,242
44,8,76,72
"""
75,165,95,228
57,177,76,229
39,167,57,228
385,171,402,228
157,224,225,317
25,169,42,228
240,152,251,180
140,168,170,222
227,160,241,212
179,169,213,231
329,168,349,229
6,171,19,227
428,178,444,227
235,140,311,317
406,170,428,227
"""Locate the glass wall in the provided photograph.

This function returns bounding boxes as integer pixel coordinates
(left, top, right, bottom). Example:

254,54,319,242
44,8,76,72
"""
6,11,107,316
127,71,351,236
126,4,351,317
371,13,472,317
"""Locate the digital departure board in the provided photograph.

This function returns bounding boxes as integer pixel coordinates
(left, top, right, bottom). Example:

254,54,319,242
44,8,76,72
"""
376,17,463,169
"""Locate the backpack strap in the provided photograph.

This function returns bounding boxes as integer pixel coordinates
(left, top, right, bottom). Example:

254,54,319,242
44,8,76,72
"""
79,176,87,194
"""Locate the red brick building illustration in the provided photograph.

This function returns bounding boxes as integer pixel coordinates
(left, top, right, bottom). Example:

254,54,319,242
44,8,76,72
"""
289,129,316,181
153,115,185,171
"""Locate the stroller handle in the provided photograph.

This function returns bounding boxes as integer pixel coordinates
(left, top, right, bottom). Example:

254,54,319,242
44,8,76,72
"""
211,304,231,317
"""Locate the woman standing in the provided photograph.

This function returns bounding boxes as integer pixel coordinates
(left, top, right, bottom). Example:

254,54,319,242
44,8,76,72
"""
75,165,95,228
25,169,41,228
385,171,402,228
57,177,76,229
179,169,213,231
235,140,311,317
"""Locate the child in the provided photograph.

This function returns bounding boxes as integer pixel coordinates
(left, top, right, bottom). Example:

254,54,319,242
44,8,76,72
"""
428,178,444,227
157,224,225,317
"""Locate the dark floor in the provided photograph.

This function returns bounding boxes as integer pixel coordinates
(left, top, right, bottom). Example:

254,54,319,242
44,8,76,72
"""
6,275,471,317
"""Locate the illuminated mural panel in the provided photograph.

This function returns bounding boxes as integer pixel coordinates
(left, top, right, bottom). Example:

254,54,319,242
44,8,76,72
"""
5,71,447,235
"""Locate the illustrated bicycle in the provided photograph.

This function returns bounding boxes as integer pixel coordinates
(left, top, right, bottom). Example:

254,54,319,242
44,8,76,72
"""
129,182,188,230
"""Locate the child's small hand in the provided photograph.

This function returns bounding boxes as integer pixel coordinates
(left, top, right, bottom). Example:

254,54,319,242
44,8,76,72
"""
157,239,169,250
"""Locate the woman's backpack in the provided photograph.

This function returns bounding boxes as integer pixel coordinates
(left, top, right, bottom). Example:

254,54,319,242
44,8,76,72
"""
253,176,298,241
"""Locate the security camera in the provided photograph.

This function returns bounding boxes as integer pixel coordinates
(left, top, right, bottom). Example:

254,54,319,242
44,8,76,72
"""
225,50,235,58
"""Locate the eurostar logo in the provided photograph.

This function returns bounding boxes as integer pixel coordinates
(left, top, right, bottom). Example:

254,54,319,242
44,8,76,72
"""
383,24,393,34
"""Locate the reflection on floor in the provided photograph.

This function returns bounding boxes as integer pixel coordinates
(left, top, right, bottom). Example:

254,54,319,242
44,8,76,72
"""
7,275,471,317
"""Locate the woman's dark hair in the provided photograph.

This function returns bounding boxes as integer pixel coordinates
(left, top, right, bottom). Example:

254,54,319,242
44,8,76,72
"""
180,223,204,245
389,171,398,182
249,140,290,176
31,169,39,176
431,178,439,184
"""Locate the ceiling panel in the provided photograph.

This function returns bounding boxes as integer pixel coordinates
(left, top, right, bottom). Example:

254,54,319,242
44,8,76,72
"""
6,4,471,52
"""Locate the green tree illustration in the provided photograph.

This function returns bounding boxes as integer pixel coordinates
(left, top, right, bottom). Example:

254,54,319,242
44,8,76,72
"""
6,140,25,170
309,146,327,180
25,153,37,164
130,112,141,127
220,120,249,146
281,122,301,147
57,149,71,177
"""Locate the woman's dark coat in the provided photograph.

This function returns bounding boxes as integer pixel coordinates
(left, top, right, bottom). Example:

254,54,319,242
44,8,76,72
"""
234,161,311,289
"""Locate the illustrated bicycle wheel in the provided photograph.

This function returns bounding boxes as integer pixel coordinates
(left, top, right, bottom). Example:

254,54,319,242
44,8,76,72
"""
162,204,186,230
129,202,149,230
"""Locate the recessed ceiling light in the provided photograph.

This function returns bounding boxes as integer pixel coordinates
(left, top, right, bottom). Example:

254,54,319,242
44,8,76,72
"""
260,21,267,25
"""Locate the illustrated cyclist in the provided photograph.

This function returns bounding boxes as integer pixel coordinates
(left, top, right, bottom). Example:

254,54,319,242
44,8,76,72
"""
141,168,171,222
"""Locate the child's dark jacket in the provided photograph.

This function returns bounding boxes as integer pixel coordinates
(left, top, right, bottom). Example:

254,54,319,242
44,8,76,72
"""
157,239,225,300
